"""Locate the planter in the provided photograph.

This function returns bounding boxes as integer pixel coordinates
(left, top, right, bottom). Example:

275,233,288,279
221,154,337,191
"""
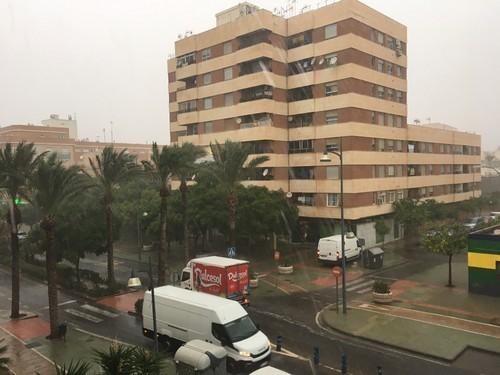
278,265,294,275
372,291,393,304
249,278,259,288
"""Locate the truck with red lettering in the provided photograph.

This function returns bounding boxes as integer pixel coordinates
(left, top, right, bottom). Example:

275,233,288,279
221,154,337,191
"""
179,256,250,305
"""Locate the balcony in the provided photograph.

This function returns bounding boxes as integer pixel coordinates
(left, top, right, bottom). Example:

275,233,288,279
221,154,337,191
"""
238,29,271,49
240,85,273,102
239,58,272,76
288,86,313,102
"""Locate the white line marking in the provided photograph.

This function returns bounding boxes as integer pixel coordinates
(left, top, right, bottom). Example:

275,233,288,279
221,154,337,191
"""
65,308,103,323
346,280,374,292
41,299,77,310
356,287,374,294
80,304,119,318
344,278,369,288
261,279,290,295
72,326,130,347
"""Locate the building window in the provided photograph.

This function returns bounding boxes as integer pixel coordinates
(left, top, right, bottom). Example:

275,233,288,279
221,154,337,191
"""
396,91,403,103
186,124,198,135
204,97,213,110
377,113,385,125
294,193,314,206
326,166,339,180
327,193,339,207
325,111,338,124
325,53,338,67
378,166,385,177
387,114,394,126
376,31,384,45
395,140,403,152
371,111,377,124
387,165,395,177
326,138,340,152
203,73,211,85
395,116,403,128
204,122,213,133
376,139,385,151
288,113,312,128
288,140,313,153
289,167,315,180
376,86,385,98
324,23,337,39
224,93,233,106
375,192,386,204
387,88,394,101
223,41,232,55
179,100,197,113
395,65,402,77
377,59,384,72
397,191,404,201
201,48,211,61
287,31,312,49
176,52,196,68
386,139,395,151
388,191,396,203
325,82,338,96
224,67,233,80
387,63,393,75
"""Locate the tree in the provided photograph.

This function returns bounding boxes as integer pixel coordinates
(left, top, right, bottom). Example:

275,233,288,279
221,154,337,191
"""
374,219,390,244
94,343,133,375
423,223,468,287
483,152,500,176
171,143,206,261
89,146,140,285
31,153,89,338
0,142,44,319
142,143,178,285
207,140,269,247
392,198,428,240
54,360,91,375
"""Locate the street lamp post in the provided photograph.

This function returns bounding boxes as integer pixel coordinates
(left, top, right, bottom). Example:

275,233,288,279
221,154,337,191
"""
137,211,148,260
320,141,347,314
128,256,158,352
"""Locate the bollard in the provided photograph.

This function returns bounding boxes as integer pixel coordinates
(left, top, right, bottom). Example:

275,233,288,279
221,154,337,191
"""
341,353,347,374
313,347,320,366
276,335,283,352
377,366,382,374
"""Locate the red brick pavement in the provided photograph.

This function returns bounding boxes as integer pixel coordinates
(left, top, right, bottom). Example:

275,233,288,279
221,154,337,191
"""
1,317,50,341
97,290,144,313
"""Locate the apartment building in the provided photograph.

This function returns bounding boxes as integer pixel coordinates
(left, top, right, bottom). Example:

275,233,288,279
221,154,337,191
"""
167,0,481,246
0,124,152,170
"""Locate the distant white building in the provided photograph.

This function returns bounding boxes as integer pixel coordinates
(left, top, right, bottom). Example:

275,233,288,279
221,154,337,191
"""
41,114,78,140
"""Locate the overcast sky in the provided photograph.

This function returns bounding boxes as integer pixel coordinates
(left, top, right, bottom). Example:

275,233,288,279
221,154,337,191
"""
1,0,499,149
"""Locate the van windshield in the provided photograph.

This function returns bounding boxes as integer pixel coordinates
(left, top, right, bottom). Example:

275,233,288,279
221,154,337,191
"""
223,315,258,343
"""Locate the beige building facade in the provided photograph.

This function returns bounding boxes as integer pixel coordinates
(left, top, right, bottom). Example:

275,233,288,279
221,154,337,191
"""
167,0,481,244
0,124,152,170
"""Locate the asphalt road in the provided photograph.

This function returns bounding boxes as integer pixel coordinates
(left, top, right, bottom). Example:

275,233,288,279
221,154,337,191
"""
1,258,499,375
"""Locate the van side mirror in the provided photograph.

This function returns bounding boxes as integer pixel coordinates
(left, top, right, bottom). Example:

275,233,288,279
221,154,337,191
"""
357,239,365,247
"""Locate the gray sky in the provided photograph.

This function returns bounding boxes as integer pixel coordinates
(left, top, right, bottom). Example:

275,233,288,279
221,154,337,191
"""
1,0,499,149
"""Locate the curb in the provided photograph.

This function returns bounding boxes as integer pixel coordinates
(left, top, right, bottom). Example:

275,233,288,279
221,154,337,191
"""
317,305,500,363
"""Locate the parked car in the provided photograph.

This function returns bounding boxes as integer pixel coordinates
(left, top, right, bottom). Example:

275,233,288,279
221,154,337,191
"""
317,232,365,263
463,216,484,230
142,286,271,372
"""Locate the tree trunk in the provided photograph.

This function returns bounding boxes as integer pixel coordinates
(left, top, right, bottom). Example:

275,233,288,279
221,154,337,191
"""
105,198,115,285
227,191,238,247
75,256,81,286
158,189,168,285
448,254,453,287
180,180,189,261
42,218,59,339
9,197,20,319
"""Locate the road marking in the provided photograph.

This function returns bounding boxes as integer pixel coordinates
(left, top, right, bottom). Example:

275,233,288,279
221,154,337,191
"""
65,308,103,323
261,278,290,295
41,300,77,310
346,280,373,292
356,287,374,294
80,304,119,318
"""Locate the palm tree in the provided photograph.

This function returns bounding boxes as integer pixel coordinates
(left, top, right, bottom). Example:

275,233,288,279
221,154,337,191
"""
207,140,269,247
130,346,164,375
54,360,91,375
171,143,206,261
0,338,9,369
31,153,89,338
142,143,178,285
89,146,140,285
94,342,133,375
0,142,44,319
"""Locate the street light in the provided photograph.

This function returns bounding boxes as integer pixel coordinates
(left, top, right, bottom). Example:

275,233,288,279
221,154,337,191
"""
128,256,158,352
320,140,347,314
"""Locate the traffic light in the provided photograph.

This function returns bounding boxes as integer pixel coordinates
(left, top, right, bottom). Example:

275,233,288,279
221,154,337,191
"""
313,347,320,365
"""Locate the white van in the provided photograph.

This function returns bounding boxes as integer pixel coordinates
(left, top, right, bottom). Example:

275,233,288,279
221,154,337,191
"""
317,233,364,263
143,286,271,372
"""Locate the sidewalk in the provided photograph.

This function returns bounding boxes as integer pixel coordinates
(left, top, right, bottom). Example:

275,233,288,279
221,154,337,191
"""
319,300,500,361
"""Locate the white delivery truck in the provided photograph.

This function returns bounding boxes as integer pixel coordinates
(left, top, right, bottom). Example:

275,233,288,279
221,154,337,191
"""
143,286,271,372
180,256,250,305
317,232,365,263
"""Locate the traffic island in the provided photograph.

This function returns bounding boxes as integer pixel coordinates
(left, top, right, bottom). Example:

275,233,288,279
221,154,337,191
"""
319,303,500,361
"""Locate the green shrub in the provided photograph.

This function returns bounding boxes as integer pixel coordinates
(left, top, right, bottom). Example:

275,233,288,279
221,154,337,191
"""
373,280,390,294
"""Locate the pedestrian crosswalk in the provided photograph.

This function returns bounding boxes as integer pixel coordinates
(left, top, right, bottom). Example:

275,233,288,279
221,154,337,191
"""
341,278,375,294
63,303,120,324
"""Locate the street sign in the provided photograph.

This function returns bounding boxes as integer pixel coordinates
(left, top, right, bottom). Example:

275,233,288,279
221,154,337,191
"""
332,266,342,277
227,246,236,258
